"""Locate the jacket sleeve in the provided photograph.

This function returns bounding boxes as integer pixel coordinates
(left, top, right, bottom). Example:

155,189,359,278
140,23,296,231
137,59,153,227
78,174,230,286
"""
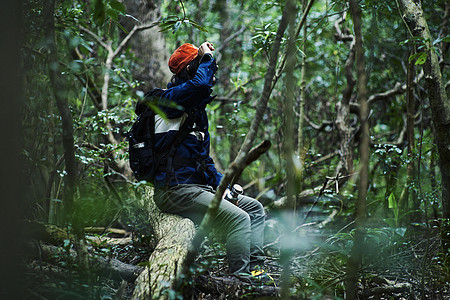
204,156,223,188
162,58,217,117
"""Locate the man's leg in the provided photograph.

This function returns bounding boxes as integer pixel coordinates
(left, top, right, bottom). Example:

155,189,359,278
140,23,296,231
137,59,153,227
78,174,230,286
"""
233,194,266,269
154,184,252,275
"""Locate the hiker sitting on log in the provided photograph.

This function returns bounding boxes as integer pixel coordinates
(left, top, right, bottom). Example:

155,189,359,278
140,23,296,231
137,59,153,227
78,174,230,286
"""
151,41,271,282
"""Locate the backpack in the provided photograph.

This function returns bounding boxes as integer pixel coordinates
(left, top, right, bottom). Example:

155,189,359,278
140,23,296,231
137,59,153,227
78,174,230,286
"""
127,88,194,184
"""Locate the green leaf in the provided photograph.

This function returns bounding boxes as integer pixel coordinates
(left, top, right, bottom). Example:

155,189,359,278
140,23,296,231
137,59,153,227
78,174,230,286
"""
186,19,209,32
388,192,396,209
94,0,106,25
433,35,450,45
147,102,168,121
399,36,425,46
414,52,427,65
106,8,118,21
109,0,126,14
158,20,177,32
388,192,399,224
112,19,128,34
408,52,427,65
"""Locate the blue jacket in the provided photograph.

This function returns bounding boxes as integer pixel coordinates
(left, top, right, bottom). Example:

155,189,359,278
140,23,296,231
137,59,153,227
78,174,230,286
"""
153,55,223,189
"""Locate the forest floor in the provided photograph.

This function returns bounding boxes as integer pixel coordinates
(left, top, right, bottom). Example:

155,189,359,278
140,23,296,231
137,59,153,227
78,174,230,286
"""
24,216,449,299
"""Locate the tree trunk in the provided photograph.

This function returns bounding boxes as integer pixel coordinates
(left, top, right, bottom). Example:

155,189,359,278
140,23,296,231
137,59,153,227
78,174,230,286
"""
43,0,78,224
196,275,279,297
27,243,143,283
280,0,298,297
406,50,418,221
399,0,450,250
345,0,369,298
43,0,90,273
122,0,172,89
132,187,196,299
334,12,355,181
297,0,308,194
214,0,240,165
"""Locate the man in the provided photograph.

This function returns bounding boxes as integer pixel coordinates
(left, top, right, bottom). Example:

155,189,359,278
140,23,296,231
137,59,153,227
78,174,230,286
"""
153,41,270,281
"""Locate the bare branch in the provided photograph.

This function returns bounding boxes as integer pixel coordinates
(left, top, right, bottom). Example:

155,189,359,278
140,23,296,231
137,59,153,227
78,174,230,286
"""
231,140,272,185
79,26,109,50
367,82,405,105
303,114,333,131
274,0,317,84
112,22,159,58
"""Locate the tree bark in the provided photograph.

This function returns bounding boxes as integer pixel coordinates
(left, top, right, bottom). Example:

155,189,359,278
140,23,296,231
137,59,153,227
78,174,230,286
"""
122,0,172,89
334,11,355,181
405,49,418,220
297,0,308,194
132,187,196,299
42,0,91,274
399,0,450,250
280,0,298,297
345,0,369,298
43,0,78,223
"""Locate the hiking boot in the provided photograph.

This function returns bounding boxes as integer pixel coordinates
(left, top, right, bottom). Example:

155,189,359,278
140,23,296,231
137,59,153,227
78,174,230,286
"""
250,268,275,285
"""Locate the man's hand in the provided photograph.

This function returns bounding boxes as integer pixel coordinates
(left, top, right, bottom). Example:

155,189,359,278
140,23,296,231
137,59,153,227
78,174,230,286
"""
198,41,214,57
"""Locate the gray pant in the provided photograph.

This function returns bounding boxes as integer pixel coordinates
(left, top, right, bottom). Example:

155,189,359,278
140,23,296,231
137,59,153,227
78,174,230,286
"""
154,184,265,275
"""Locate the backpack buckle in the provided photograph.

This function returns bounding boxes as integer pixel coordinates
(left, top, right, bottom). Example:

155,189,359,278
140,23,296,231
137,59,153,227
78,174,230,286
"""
133,142,145,149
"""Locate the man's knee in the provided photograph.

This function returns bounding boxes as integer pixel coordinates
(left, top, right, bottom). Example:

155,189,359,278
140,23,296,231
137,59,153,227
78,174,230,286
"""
246,197,265,217
232,209,251,231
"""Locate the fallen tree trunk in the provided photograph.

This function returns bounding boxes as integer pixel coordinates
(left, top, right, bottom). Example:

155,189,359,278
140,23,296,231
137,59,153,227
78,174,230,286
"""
132,186,196,299
27,242,143,283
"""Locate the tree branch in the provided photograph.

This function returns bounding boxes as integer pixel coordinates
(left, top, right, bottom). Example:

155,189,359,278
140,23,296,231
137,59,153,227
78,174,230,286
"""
368,82,405,105
231,140,272,185
112,22,159,58
273,0,316,85
79,26,109,50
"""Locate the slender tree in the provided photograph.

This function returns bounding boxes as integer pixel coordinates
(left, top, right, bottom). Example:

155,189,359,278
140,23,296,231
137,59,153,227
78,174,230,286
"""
43,0,78,221
297,0,308,193
345,0,369,298
398,0,450,252
280,0,298,297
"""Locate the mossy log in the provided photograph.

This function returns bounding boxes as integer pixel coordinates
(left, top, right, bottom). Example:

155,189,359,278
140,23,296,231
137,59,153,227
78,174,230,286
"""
27,242,142,282
132,186,196,299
